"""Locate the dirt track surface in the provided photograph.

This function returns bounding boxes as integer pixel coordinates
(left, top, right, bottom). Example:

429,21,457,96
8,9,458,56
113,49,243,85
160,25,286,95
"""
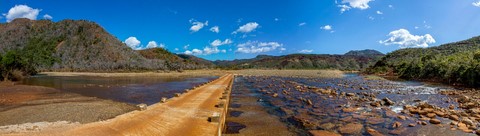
5,74,234,136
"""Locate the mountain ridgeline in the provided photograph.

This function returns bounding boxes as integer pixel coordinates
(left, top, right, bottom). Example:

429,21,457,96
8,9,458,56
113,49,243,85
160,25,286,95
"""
366,36,480,86
0,19,383,80
214,49,384,70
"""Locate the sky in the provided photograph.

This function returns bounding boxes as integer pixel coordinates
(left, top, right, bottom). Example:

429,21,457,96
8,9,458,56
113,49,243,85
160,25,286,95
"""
1,0,480,60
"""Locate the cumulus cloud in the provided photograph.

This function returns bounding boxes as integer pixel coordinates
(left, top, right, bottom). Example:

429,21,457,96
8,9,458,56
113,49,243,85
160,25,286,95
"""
474,1,480,7
320,25,333,31
183,44,190,49
376,11,383,14
43,14,52,20
184,46,226,55
380,29,436,48
146,41,165,49
299,49,313,53
5,5,41,22
124,37,141,50
337,0,373,13
210,39,233,47
299,22,306,26
189,19,208,32
233,22,259,34
235,41,284,54
210,26,220,33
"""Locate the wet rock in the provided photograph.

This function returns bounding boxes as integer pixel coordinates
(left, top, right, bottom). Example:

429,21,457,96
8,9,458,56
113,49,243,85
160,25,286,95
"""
426,113,436,118
430,119,441,124
309,130,341,136
434,110,446,117
449,104,455,110
319,123,336,130
338,123,363,135
272,93,278,98
382,97,395,106
388,127,407,135
174,93,181,97
346,93,355,97
342,107,357,113
307,99,313,105
392,121,402,128
461,118,475,126
397,115,407,120
367,117,385,125
408,123,416,127
370,101,381,107
449,115,460,121
366,128,384,136
417,102,434,109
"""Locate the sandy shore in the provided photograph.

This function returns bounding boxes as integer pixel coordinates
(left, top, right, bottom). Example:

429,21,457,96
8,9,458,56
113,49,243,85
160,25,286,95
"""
0,84,137,134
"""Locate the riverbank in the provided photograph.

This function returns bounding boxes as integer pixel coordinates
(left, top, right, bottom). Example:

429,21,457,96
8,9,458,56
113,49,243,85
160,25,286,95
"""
0,84,137,134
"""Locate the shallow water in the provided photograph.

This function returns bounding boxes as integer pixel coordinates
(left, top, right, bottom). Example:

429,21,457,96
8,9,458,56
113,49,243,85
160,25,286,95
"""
21,75,218,105
229,74,474,136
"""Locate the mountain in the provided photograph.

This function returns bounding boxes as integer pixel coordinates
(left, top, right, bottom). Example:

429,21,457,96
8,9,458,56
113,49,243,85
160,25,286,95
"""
0,18,204,73
345,49,384,56
176,54,215,68
214,50,384,70
366,36,480,86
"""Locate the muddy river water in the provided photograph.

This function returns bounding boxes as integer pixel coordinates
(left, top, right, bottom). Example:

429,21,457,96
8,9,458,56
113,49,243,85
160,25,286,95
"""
21,75,218,105
226,74,478,136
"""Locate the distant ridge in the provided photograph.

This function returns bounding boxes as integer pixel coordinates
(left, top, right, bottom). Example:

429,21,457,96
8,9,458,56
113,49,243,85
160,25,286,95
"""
214,49,384,70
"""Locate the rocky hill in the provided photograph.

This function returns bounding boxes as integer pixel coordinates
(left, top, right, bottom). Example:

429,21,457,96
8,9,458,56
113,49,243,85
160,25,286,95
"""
366,36,480,86
0,18,205,74
214,49,384,70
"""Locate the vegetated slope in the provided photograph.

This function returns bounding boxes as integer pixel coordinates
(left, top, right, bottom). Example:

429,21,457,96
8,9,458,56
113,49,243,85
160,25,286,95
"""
138,48,214,69
0,18,204,76
366,36,480,86
176,54,216,68
214,49,384,70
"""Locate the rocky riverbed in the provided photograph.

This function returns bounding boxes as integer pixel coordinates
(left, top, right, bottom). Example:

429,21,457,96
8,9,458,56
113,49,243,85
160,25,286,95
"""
230,74,479,136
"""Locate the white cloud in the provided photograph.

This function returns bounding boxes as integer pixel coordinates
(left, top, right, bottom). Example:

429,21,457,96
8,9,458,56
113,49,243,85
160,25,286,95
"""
5,5,41,22
174,48,179,51
189,19,208,32
337,0,373,13
369,16,375,20
274,18,279,21
236,41,284,54
299,49,313,53
338,5,352,13
43,14,52,20
210,26,220,33
124,37,141,50
380,29,436,48
473,1,480,7
184,46,226,55
183,44,190,49
233,22,259,34
299,22,306,26
146,41,165,49
376,11,383,15
320,25,333,30
388,5,393,8
210,39,233,47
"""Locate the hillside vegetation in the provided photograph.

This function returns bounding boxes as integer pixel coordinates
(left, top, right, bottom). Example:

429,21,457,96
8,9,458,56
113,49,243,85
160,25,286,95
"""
214,49,384,70
366,36,480,86
0,19,209,80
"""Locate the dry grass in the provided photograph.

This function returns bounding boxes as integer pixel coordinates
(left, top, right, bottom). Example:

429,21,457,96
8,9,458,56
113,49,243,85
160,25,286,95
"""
231,69,344,78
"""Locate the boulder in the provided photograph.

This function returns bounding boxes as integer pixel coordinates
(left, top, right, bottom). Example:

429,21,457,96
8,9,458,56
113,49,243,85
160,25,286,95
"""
136,103,148,111
338,123,363,135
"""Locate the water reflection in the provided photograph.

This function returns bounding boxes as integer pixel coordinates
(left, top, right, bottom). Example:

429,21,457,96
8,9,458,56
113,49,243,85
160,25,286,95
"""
21,76,218,105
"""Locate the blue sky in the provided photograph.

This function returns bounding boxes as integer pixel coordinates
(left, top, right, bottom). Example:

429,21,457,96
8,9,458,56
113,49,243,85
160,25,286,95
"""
1,0,480,60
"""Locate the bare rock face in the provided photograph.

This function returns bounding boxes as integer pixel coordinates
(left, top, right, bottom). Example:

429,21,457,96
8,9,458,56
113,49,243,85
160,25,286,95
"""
338,123,363,135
